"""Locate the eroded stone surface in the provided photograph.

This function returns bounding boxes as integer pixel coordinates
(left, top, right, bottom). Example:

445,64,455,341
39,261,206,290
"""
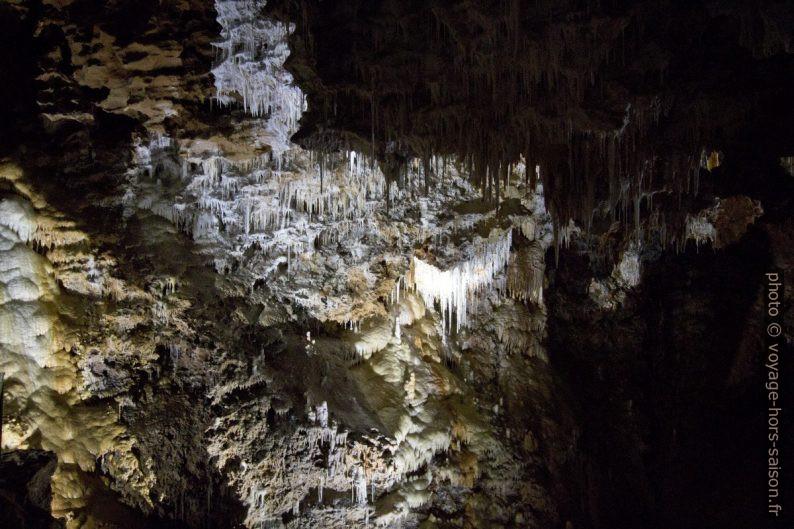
0,1,791,529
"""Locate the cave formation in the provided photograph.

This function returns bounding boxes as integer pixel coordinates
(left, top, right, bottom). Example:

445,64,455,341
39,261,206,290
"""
0,0,792,528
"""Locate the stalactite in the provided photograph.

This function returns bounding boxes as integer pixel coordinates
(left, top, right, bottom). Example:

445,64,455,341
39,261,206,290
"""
212,0,306,151
352,466,368,505
411,229,512,335
260,0,714,249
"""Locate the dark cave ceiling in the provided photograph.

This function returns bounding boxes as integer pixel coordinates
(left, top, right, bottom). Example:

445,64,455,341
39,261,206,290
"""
266,0,794,235
0,1,792,529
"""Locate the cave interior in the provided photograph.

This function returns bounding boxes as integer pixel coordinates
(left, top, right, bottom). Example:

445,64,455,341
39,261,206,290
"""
0,1,792,528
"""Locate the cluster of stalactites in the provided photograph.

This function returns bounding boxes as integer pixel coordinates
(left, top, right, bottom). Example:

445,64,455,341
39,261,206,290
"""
306,401,349,455
239,150,386,239
304,120,696,261
376,103,700,257
136,137,388,250
411,229,512,336
265,0,708,249
275,0,638,142
212,0,306,148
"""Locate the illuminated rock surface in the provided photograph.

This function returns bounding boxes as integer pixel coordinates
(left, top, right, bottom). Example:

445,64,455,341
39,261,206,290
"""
0,1,792,529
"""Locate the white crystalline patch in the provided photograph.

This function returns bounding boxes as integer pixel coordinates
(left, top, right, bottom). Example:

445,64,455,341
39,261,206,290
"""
412,229,512,334
135,134,386,273
393,428,452,475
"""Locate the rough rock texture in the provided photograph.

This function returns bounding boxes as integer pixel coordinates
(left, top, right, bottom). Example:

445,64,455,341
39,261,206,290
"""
1,1,569,527
0,1,791,529
0,450,63,529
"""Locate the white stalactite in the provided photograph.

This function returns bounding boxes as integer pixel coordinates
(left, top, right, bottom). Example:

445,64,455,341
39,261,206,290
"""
212,0,306,152
353,466,368,505
316,401,329,429
411,229,512,335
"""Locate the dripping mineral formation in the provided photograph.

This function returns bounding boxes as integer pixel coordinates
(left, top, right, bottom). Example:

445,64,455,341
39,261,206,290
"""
0,1,792,529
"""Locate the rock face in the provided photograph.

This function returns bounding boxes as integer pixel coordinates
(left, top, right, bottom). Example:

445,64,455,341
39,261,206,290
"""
0,450,63,529
0,1,791,529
